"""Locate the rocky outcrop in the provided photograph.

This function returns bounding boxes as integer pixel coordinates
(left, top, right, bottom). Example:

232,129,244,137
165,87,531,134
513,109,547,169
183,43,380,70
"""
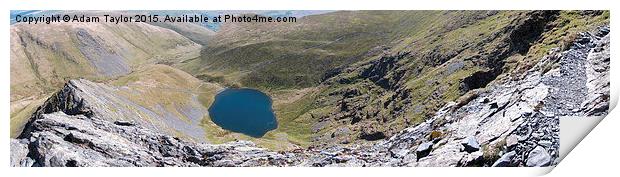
19,78,211,142
14,112,302,167
461,137,480,153
492,151,516,167
415,142,433,160
10,139,34,167
581,26,610,116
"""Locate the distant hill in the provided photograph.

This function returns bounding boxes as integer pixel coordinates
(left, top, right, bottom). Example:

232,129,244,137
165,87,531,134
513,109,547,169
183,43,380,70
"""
10,19,202,136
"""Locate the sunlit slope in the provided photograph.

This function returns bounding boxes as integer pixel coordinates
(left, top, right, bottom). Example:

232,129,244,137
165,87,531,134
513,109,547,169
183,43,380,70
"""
291,11,610,145
20,64,224,142
109,64,224,143
147,21,216,45
185,11,449,89
10,21,202,137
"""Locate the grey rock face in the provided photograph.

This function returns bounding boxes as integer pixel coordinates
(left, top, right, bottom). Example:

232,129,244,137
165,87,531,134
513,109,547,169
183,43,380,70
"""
581,26,610,116
15,112,300,167
461,137,480,153
505,135,519,149
10,139,34,167
526,146,551,167
415,142,433,160
460,151,484,166
76,28,131,77
492,151,516,167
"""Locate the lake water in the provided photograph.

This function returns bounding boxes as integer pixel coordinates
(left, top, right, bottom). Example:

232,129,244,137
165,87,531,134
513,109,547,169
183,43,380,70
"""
208,88,277,138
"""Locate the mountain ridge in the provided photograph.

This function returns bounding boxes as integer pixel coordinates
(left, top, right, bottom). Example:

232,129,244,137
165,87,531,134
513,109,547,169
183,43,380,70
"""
10,19,203,137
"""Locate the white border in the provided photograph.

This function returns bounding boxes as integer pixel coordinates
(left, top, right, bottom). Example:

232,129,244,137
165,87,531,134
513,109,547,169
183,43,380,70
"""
2,1,617,177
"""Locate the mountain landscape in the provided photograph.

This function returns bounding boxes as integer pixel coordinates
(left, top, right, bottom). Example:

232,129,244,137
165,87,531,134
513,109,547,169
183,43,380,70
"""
10,10,610,167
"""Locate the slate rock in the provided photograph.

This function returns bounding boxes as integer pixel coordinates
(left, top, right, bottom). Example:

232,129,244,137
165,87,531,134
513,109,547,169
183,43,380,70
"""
492,151,516,167
461,136,480,153
526,146,551,167
416,142,433,161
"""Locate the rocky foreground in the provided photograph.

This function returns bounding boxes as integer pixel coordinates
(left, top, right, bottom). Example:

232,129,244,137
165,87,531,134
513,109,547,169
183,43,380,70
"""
10,26,610,167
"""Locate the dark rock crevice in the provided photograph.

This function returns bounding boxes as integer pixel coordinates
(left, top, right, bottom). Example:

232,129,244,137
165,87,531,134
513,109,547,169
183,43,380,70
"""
460,11,559,94
507,11,559,55
359,131,387,141
459,70,499,93
18,81,94,139
360,52,410,90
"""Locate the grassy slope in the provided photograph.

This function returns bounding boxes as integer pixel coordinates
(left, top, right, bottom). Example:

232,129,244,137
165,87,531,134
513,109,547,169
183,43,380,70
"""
169,11,481,147
275,11,518,145
110,64,298,149
257,11,610,146
179,11,507,146
185,11,427,89
109,64,231,143
510,11,610,74
147,21,216,45
10,20,201,137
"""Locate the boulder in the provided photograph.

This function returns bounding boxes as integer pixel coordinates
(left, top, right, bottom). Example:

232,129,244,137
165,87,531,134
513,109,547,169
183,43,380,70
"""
492,151,516,167
460,151,484,166
461,136,480,153
505,135,519,149
526,146,551,167
416,142,433,161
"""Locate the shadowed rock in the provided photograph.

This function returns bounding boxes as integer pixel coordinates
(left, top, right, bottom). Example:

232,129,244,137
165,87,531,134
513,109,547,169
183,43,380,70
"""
526,146,551,167
492,151,516,167
416,142,433,161
461,136,480,153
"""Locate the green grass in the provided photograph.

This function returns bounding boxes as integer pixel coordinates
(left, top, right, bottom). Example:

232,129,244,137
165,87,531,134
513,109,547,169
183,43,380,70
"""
270,87,322,146
516,10,609,73
188,11,450,90
9,97,48,137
